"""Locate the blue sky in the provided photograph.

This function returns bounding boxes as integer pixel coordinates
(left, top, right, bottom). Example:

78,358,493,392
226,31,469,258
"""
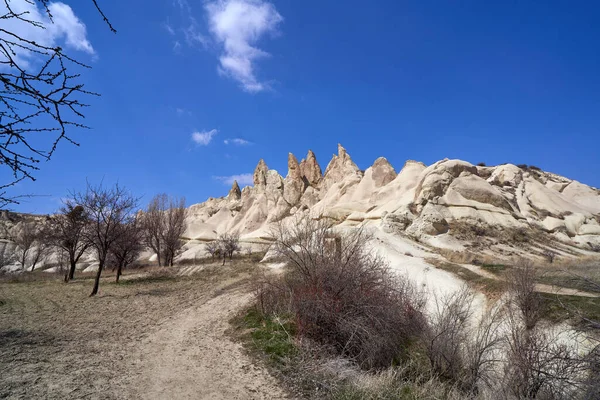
4,0,600,214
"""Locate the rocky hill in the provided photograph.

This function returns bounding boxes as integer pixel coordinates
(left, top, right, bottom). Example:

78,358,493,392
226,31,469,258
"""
181,144,600,263
2,144,599,272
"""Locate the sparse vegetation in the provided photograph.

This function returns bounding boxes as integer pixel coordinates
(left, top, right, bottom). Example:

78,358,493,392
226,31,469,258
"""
70,182,139,296
481,263,509,274
47,202,92,282
244,223,600,399
261,216,428,369
142,194,187,267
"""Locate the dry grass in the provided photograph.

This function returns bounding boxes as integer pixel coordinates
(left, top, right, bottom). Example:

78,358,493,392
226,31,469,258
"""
426,258,506,296
0,260,260,399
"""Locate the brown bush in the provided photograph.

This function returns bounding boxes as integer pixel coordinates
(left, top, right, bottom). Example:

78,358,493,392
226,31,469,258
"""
425,287,505,396
503,261,588,399
506,262,541,330
265,216,427,369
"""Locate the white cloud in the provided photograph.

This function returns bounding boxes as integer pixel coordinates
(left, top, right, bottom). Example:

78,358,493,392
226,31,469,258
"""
174,0,191,12
176,107,191,116
224,138,251,145
164,22,176,36
191,129,218,145
0,1,94,68
214,173,253,186
205,0,283,93
184,20,210,48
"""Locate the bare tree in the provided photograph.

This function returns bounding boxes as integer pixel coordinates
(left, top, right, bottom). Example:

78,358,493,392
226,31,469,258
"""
163,196,186,267
0,1,116,207
28,234,49,271
109,218,143,283
12,221,36,269
204,240,220,261
142,194,186,267
72,182,138,296
47,201,91,282
0,241,15,270
217,232,241,265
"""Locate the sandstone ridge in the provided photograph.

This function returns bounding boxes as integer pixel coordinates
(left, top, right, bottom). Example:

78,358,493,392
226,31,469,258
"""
180,145,600,263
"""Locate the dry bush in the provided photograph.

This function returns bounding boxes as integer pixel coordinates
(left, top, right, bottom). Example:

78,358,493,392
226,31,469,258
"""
506,262,542,330
543,249,558,264
217,232,241,260
204,241,221,260
503,314,586,399
502,261,589,399
425,286,505,396
265,216,428,369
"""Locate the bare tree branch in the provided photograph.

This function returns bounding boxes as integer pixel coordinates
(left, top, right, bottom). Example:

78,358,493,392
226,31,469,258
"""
0,0,115,207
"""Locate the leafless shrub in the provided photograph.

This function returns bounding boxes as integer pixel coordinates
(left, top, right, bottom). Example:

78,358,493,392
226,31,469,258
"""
11,220,49,271
265,215,427,369
217,232,241,260
511,227,530,243
544,249,558,264
204,241,221,261
502,261,588,399
425,286,505,395
503,314,586,399
253,271,292,317
0,242,15,269
583,345,600,400
507,262,541,330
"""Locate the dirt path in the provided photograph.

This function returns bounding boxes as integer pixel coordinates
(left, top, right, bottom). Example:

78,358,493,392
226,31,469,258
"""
128,288,289,400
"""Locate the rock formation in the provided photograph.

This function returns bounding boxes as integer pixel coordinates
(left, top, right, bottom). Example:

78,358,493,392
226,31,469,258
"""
175,144,600,265
299,150,322,186
3,144,600,273
228,180,241,200
283,153,306,206
253,159,269,187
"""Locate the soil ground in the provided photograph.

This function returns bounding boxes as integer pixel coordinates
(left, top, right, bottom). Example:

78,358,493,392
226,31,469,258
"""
0,260,289,400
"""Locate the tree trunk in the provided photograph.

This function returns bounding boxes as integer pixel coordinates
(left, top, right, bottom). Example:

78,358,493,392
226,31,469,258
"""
156,243,162,267
116,261,123,283
90,260,104,296
68,256,77,281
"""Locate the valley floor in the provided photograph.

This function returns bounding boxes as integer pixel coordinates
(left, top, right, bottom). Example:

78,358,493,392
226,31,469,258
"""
0,261,288,400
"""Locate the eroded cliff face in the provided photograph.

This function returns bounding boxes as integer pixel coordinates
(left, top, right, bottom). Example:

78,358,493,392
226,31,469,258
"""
4,144,599,272
182,144,600,262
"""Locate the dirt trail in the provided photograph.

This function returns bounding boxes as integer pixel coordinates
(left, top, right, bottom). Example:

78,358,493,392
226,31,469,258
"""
129,288,289,400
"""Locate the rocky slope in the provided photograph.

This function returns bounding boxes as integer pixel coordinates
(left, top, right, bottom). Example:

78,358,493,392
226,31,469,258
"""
2,144,599,272
181,144,600,262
